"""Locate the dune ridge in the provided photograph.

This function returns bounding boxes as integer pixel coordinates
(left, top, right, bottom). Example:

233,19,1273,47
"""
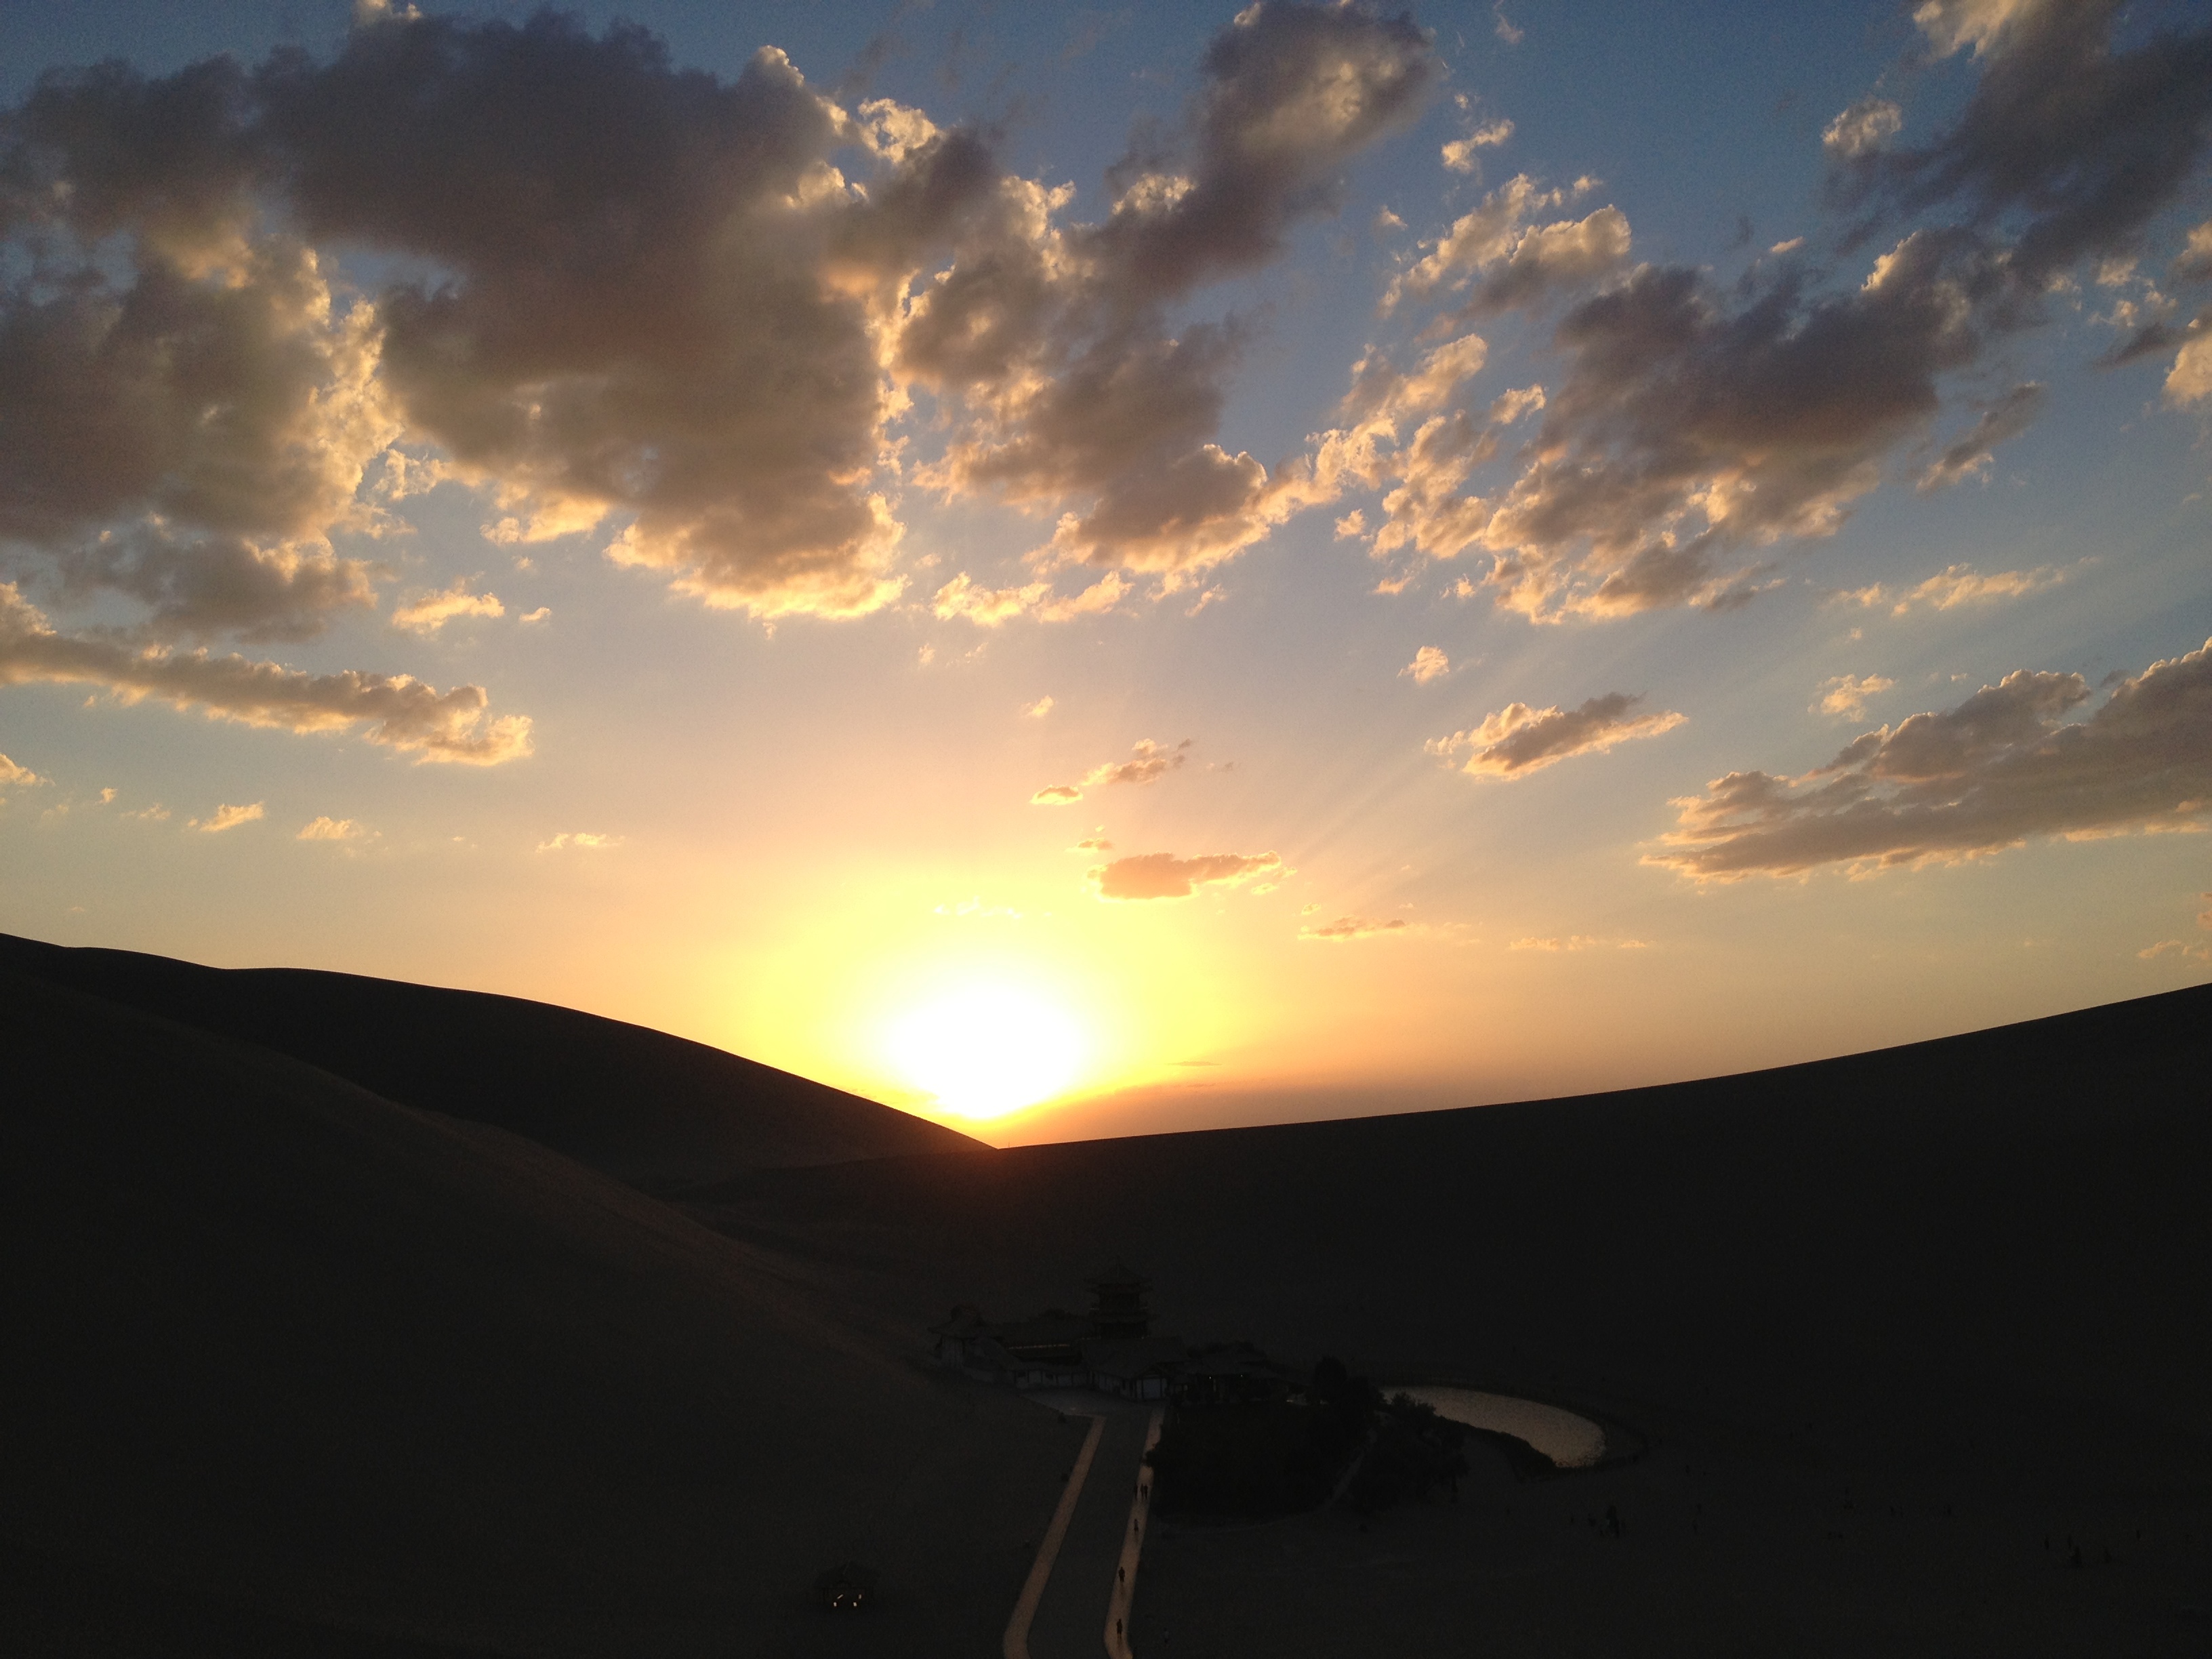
0,932,977,1188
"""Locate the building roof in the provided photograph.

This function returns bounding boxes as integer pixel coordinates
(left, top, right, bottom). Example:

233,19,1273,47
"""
1080,1335,1186,1380
1087,1256,1149,1288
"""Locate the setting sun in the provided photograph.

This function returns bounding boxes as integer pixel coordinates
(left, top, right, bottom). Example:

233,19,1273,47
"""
885,984,1088,1120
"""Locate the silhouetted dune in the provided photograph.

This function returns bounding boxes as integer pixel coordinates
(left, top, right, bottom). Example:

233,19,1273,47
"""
0,965,1076,1656
9,930,2209,1653
0,932,977,1187
695,983,2212,1486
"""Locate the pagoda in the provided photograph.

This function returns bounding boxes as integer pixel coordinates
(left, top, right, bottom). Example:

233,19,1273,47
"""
1086,1258,1152,1338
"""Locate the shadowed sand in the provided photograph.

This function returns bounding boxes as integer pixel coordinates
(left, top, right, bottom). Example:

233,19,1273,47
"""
1,959,1081,1656
0,932,977,1189
6,930,2210,1654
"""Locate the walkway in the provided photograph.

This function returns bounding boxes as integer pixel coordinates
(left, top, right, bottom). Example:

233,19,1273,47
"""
1005,1397,1164,1659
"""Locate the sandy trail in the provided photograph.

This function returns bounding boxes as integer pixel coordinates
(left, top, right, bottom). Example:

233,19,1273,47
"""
1104,1408,1166,1657
1005,1412,1105,1659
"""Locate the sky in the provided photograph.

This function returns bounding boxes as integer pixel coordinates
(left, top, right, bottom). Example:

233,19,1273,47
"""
1,0,2208,1142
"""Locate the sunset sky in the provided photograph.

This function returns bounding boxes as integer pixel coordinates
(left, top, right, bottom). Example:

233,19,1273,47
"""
3,0,2207,1140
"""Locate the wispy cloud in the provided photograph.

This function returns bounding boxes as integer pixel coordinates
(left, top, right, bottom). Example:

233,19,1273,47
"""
1300,914,1410,940
1090,850,1281,901
537,832,621,853
392,578,504,634
1400,647,1451,684
0,584,532,764
1649,638,2212,879
0,752,47,789
1429,693,1685,778
1815,674,1895,719
1033,738,1192,803
190,801,265,834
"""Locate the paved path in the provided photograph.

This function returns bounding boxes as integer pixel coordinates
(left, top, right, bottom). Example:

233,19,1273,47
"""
1014,1398,1159,1659
1103,1408,1165,1658
1004,1412,1105,1659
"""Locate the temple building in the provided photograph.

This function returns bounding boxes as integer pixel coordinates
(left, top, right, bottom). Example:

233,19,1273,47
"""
930,1261,1187,1401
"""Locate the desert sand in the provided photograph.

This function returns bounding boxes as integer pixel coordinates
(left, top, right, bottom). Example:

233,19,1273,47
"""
5,929,2209,1654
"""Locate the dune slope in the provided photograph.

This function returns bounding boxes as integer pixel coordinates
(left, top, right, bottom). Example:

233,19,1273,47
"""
0,968,1075,1658
0,931,976,1187
699,982,2212,1482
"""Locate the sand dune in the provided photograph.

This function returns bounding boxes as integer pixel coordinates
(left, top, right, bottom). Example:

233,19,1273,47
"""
1,964,1078,1656
0,933,976,1189
7,931,2209,1654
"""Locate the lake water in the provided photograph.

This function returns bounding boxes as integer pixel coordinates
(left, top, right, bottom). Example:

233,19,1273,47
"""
1389,1386,1606,1469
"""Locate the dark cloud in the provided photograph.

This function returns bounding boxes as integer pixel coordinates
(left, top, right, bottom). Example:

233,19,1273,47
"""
1917,380,2045,491
1090,1,1438,300
1357,1,2212,623
1429,691,1685,778
1647,636,2212,879
1387,174,1630,317
922,1,1442,578
1475,238,1980,615
1090,850,1281,901
258,14,943,617
0,581,530,763
3,3,1442,656
1847,0,2212,287
58,525,379,642
0,232,396,630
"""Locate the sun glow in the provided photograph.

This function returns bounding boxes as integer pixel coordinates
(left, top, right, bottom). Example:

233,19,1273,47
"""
885,983,1088,1120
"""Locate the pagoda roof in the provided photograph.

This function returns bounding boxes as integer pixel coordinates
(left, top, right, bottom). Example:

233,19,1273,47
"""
1086,1256,1150,1290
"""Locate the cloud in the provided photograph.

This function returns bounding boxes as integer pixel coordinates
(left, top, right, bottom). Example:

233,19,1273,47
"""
0,582,532,764
537,831,621,852
1647,636,2212,880
0,752,47,788
1837,561,2068,615
297,815,365,841
1917,382,2045,491
1071,837,1112,852
0,207,402,639
2165,312,2212,406
1090,850,1282,900
1509,935,1649,951
1401,646,1450,684
1429,692,1686,778
912,3,1441,576
1388,174,1631,316
1844,0,2212,287
2139,938,2212,963
1300,914,1409,939
1084,737,1191,787
1036,737,1192,802
1441,121,1513,173
58,526,382,644
1389,2,2208,626
392,579,504,634
1816,674,1896,719
1470,238,1979,617
190,800,265,834
1824,98,1903,161
931,570,1131,626
1022,695,1054,718
0,4,1444,636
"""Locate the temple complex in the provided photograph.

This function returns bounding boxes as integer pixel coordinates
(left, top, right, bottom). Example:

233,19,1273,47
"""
930,1262,1291,1403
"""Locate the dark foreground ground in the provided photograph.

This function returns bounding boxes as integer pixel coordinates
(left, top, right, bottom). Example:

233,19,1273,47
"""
5,930,2209,1654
